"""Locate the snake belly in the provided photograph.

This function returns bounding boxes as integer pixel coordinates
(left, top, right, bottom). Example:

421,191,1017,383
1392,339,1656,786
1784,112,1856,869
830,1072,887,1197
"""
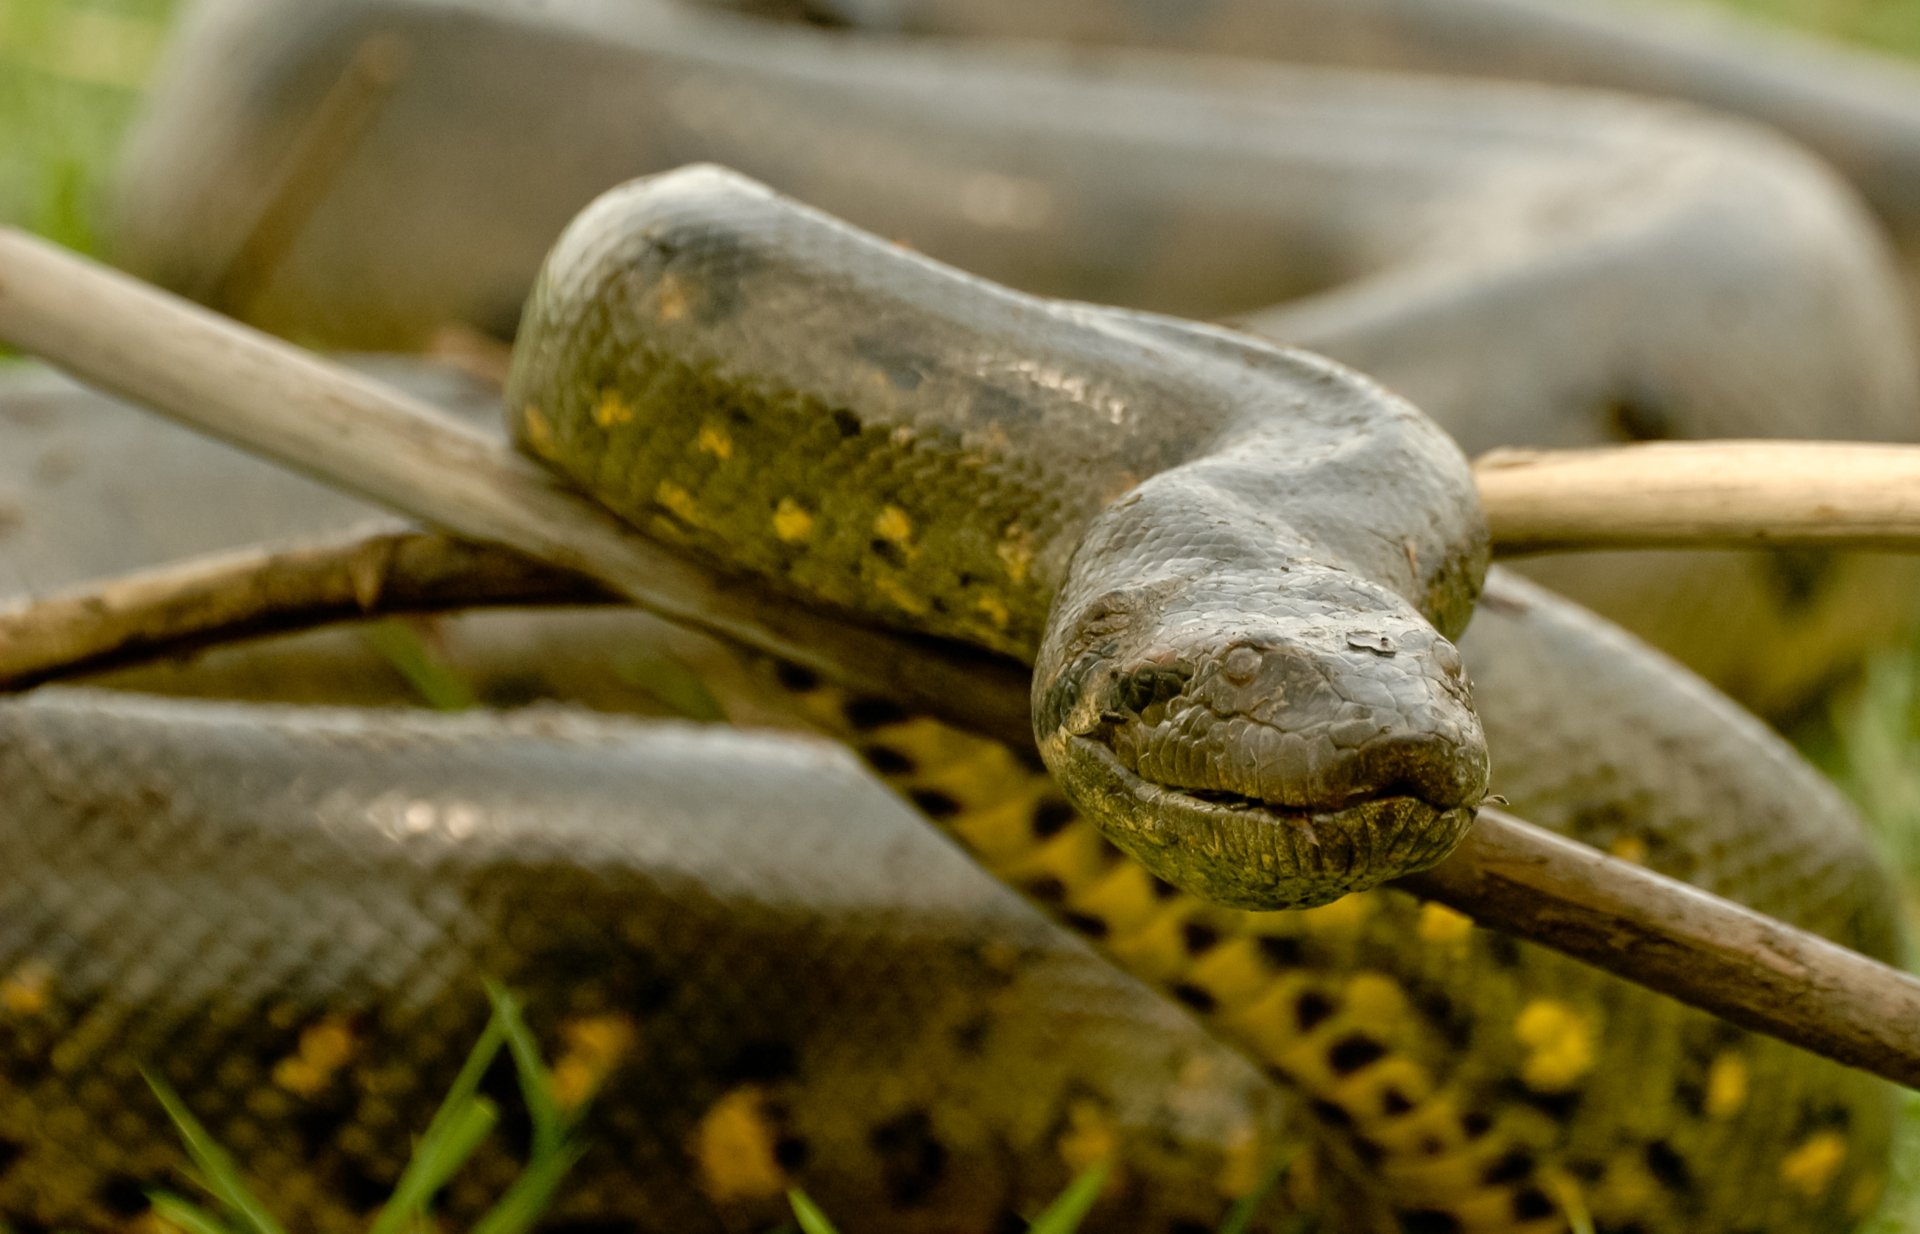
506,165,1491,911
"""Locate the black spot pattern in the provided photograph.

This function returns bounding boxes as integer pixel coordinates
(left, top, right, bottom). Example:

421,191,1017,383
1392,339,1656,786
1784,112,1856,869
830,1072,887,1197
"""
909,789,962,819
724,1039,799,1084
1170,983,1216,1013
861,744,916,776
845,696,909,729
1295,991,1335,1031
1328,1033,1387,1075
1031,797,1076,838
869,1109,949,1207
1644,1140,1692,1192
1512,1188,1557,1221
1063,911,1110,939
1182,922,1221,955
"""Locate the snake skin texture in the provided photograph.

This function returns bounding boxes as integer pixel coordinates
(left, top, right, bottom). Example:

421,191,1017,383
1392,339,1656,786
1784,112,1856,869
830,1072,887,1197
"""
506,167,1490,910
0,361,1903,1231
111,0,1920,718
0,692,1315,1233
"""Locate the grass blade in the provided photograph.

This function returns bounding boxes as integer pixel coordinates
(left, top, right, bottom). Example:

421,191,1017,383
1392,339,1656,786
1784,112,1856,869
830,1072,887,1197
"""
1027,1163,1110,1234
365,1003,509,1234
486,981,568,1156
367,1095,499,1229
145,1192,240,1234
142,1072,287,1234
787,1188,841,1234
469,1143,588,1234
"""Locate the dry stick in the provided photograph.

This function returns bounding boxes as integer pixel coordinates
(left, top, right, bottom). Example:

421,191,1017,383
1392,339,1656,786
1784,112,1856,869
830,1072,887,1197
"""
5,229,1920,1088
0,527,607,690
1478,441,1920,552
0,225,1033,743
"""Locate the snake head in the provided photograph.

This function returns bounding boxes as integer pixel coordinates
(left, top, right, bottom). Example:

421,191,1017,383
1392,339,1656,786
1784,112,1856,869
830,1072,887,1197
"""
1034,563,1487,910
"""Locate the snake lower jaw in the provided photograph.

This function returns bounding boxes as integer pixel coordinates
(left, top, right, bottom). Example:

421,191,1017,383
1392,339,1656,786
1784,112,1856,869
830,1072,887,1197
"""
1050,732,1478,910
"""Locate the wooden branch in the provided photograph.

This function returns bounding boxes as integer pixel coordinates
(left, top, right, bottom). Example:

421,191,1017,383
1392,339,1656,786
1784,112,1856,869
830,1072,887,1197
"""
4,225,1920,1088
1477,441,1920,553
0,225,1033,743
1399,814,1920,1089
0,526,606,689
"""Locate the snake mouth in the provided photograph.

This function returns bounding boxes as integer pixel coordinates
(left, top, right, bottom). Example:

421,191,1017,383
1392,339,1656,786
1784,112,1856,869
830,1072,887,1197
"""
1056,729,1480,911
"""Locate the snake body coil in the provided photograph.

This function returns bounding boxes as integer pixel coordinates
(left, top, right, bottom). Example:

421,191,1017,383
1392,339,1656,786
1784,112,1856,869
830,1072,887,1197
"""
0,361,1901,1232
508,166,1490,908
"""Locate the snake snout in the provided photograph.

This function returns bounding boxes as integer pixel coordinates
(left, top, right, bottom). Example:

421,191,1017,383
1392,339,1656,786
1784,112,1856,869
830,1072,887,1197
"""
1101,626,1484,816
1035,572,1489,910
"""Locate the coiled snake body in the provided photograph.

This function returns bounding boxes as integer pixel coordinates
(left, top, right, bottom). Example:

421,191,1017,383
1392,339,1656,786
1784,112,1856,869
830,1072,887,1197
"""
0,1,1911,1230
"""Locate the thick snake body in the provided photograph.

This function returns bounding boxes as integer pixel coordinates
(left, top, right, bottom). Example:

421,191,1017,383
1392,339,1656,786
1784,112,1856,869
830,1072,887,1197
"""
506,167,1490,909
0,361,1900,1232
118,0,1920,715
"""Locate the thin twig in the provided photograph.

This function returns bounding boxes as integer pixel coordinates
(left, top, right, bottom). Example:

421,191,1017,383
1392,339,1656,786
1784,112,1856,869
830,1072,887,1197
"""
4,226,1920,1087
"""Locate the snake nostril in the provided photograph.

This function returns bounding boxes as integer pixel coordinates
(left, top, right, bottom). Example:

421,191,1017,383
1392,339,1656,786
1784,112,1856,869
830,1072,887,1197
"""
1432,639,1464,680
1222,644,1263,686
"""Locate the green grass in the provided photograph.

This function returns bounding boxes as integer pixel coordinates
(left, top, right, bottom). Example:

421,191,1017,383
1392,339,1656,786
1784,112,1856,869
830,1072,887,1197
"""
144,985,594,1234
13,0,1920,1229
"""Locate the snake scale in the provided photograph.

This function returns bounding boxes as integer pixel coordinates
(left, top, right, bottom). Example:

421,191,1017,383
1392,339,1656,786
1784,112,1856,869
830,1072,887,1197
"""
0,0,1913,1230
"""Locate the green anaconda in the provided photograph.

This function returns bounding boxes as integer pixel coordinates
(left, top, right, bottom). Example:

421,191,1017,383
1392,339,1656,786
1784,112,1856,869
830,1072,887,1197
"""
116,0,1920,718
0,183,1904,1234
505,168,1491,910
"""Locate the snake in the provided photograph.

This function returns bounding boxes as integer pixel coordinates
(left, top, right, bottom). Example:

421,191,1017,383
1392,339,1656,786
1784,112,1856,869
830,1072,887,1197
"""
0,169,1904,1234
115,0,1920,718
0,0,1909,1229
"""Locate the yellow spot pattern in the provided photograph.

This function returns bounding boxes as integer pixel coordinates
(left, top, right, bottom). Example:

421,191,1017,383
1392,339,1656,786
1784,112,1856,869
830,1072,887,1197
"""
1514,1000,1596,1091
1058,1098,1117,1174
0,960,52,1016
273,1016,358,1098
975,591,1011,630
520,404,555,456
1704,1051,1749,1119
550,1013,639,1112
593,389,634,429
692,1085,788,1202
1300,892,1374,935
1416,902,1474,945
1609,836,1649,864
789,681,1576,1233
997,529,1034,583
1215,1123,1268,1199
655,479,701,526
1780,1131,1848,1197
696,423,734,459
873,504,915,544
772,498,815,542
873,573,931,616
